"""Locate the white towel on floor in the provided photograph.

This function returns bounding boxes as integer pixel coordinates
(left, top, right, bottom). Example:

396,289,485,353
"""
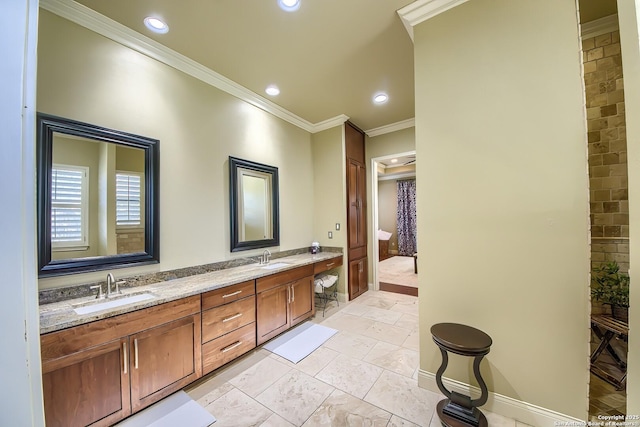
314,274,338,293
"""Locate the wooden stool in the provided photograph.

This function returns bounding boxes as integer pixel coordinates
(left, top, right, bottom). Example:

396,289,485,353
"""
430,323,492,427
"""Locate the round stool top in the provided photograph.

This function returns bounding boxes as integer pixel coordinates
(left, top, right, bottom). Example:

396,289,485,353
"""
431,323,492,356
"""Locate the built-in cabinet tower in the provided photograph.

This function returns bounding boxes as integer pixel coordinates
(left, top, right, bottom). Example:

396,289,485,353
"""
345,122,368,300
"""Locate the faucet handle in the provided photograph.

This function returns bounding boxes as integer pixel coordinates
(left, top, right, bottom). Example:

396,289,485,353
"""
90,285,104,299
115,280,126,294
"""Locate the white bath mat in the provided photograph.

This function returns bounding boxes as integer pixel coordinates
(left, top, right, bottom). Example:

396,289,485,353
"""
116,391,216,427
263,322,338,363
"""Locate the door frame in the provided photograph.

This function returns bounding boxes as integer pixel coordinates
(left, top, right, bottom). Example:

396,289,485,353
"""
370,150,416,291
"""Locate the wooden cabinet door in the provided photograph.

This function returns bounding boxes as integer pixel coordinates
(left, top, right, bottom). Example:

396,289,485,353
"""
349,258,368,300
129,314,201,412
358,256,369,295
290,276,314,327
256,284,290,345
347,159,361,251
42,338,130,427
356,163,367,248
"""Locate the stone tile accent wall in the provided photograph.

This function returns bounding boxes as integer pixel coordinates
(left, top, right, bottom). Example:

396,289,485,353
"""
117,230,145,254
583,30,629,274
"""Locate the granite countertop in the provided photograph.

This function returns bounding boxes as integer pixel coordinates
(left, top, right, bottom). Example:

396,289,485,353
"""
40,252,342,334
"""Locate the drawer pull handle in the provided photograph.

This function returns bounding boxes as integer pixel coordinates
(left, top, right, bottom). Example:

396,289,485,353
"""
291,285,295,302
326,262,335,267
222,313,243,323
222,290,242,298
221,341,242,353
134,338,139,369
123,342,128,374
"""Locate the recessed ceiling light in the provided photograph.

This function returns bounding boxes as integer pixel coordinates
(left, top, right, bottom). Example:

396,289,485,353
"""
373,93,388,104
144,17,169,34
278,0,301,12
390,159,398,164
265,85,280,96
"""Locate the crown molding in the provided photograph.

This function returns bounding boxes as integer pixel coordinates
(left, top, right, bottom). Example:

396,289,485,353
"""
365,118,415,137
312,114,350,133
397,0,471,41
581,14,618,39
40,0,352,134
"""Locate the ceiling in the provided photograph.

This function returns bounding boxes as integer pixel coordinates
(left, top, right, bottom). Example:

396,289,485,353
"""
66,0,615,133
73,0,416,132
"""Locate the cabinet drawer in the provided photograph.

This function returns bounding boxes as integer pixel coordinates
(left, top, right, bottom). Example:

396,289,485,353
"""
202,280,255,310
256,265,314,293
202,322,256,375
313,256,343,275
202,296,256,343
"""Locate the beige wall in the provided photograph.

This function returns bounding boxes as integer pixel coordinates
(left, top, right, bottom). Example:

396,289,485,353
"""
311,125,347,296
37,11,314,289
414,0,589,420
617,0,640,415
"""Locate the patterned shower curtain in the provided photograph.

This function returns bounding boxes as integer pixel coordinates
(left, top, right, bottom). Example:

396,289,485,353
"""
396,179,417,256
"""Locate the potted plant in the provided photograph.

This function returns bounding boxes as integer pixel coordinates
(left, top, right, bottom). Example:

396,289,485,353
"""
591,261,630,322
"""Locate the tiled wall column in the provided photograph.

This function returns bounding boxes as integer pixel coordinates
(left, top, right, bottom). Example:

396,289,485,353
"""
117,231,145,254
584,29,629,314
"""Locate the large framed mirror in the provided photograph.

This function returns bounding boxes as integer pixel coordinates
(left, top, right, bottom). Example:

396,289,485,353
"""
229,157,279,252
37,113,160,277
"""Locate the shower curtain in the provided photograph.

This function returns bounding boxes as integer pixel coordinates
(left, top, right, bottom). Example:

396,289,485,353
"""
396,179,417,256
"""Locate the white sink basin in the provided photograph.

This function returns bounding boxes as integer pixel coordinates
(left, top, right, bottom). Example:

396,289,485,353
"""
261,262,290,270
73,292,156,315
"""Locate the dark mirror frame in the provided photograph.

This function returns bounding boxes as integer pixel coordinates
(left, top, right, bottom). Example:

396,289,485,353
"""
37,113,160,277
229,156,279,252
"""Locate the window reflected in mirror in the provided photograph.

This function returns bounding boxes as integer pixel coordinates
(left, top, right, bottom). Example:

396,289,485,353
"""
238,170,272,242
50,134,146,260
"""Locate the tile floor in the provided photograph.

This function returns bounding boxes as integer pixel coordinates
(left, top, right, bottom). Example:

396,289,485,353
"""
588,333,627,419
186,290,530,427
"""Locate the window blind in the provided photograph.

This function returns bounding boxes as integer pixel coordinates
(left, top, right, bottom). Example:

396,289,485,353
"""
51,167,86,244
116,173,142,226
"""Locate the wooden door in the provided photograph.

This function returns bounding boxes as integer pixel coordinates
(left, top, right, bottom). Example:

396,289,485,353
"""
42,338,131,427
290,276,314,326
256,284,290,345
129,314,201,412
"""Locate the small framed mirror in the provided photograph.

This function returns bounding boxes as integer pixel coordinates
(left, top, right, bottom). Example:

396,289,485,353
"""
37,113,160,276
229,157,279,252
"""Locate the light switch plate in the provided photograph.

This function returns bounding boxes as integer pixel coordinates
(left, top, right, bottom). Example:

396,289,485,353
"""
335,223,340,230
328,231,333,239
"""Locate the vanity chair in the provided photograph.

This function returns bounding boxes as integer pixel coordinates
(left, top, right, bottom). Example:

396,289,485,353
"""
314,273,339,316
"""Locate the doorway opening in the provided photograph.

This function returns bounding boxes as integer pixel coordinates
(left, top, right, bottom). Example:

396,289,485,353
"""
579,0,628,418
371,151,418,297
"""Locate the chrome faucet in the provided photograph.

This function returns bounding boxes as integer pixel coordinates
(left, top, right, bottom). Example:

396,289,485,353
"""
261,249,271,264
106,273,124,297
106,273,115,297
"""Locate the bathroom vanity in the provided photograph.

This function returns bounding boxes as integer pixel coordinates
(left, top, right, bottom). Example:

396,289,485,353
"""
39,252,342,427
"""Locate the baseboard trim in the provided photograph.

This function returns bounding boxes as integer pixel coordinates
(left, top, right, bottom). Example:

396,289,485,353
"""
418,370,584,425
379,282,418,296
